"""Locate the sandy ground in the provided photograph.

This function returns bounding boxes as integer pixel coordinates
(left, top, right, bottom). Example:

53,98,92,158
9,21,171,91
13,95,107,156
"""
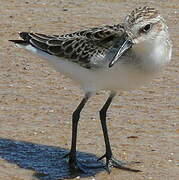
0,0,179,180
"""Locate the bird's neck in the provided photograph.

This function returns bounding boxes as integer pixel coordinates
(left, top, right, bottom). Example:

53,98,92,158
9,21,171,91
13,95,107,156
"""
133,34,172,73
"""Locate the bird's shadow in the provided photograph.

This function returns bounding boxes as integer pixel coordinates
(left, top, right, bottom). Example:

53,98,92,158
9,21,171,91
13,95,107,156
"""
0,138,104,179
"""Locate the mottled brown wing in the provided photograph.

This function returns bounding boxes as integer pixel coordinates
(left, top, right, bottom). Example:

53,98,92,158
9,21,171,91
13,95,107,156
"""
19,24,125,69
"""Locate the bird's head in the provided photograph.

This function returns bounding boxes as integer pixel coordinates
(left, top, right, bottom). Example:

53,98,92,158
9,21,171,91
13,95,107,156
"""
124,6,168,44
108,6,169,68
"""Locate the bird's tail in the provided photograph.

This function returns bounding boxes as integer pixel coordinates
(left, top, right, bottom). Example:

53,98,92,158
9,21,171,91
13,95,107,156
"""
9,32,31,46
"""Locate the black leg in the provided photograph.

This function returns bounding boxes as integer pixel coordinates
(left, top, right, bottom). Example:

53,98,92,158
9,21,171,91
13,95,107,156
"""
64,92,91,174
98,92,141,173
98,92,116,168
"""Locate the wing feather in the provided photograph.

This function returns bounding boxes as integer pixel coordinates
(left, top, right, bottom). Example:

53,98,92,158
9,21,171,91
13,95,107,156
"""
15,24,125,69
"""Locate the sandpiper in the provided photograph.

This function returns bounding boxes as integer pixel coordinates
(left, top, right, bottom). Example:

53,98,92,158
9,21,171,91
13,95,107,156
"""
10,6,172,174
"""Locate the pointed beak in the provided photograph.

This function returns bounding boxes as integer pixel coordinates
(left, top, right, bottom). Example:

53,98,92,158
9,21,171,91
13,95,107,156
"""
106,34,133,68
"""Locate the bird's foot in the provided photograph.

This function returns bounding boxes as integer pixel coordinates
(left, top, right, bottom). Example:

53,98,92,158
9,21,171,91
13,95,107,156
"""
98,154,141,173
62,153,87,174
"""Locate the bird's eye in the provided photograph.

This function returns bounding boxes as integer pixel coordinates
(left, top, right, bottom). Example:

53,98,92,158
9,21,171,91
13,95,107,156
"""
140,24,152,33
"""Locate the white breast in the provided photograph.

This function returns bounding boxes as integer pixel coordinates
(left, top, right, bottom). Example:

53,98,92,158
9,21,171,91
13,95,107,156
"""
133,38,172,73
85,36,172,92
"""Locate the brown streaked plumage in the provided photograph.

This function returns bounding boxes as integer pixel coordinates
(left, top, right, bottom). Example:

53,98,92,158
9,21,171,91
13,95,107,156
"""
125,6,158,25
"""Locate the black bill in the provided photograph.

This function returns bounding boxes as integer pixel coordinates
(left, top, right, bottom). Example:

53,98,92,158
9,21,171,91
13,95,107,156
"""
105,34,133,68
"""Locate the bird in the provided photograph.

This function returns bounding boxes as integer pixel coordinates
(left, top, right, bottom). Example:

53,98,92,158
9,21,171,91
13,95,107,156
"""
9,6,172,175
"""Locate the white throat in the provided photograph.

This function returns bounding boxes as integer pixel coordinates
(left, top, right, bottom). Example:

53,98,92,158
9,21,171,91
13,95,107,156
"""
133,33,172,73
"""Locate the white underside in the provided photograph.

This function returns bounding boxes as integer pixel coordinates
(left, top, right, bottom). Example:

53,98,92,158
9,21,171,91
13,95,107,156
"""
17,36,171,93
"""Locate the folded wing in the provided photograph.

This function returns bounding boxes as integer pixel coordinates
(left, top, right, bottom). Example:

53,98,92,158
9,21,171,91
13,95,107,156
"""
10,24,125,69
